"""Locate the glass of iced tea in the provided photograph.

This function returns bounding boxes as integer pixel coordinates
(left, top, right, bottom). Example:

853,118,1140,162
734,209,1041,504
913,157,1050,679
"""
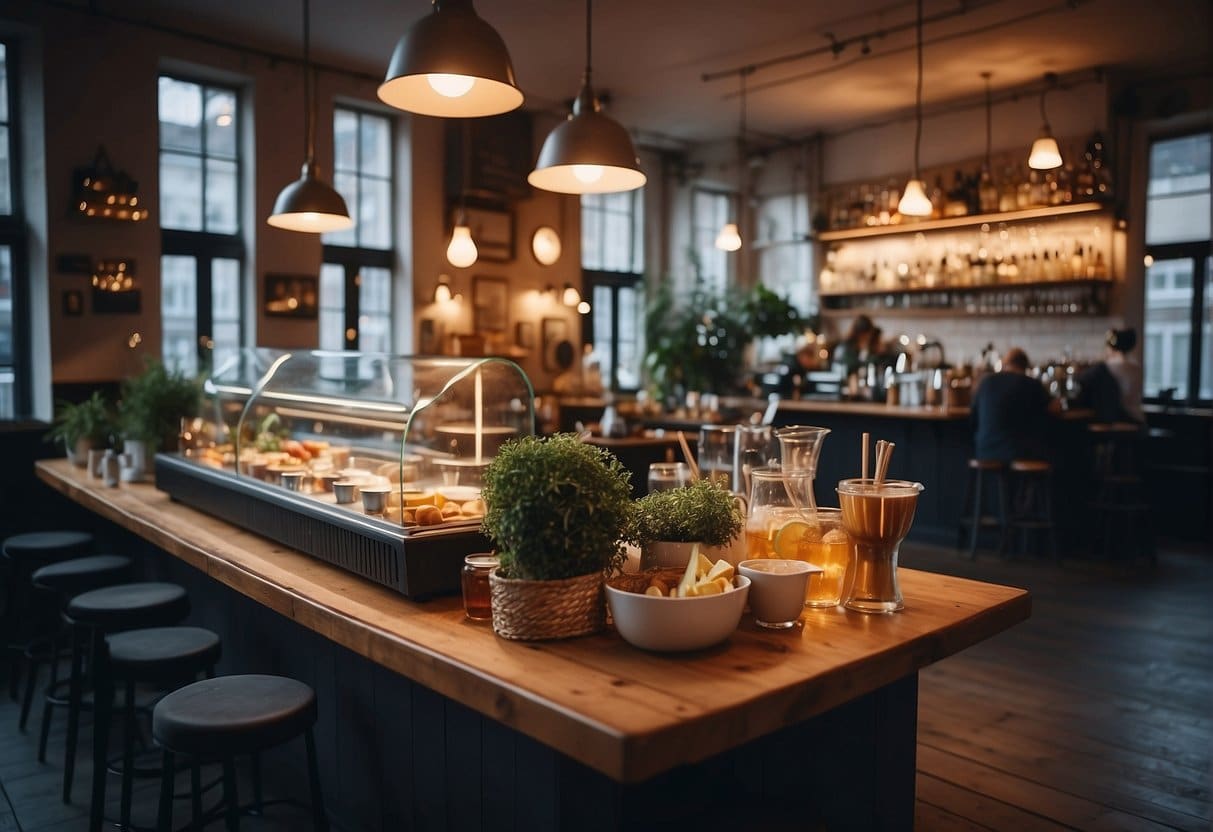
836,478,924,614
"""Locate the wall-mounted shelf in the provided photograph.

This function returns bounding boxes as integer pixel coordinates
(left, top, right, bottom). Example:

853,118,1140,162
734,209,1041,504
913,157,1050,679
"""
814,201,1109,242
820,277,1114,300
820,278,1114,318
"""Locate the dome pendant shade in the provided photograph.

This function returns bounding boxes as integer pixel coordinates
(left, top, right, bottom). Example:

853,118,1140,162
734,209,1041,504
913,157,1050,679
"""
714,222,741,252
378,0,523,117
1029,132,1063,170
446,223,478,268
897,179,933,217
529,86,646,194
268,162,353,232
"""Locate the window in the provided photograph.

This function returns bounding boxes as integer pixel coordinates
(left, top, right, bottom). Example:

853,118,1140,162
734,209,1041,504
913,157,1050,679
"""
691,189,733,295
158,76,245,376
322,107,393,351
0,41,27,418
582,190,644,391
1143,132,1211,404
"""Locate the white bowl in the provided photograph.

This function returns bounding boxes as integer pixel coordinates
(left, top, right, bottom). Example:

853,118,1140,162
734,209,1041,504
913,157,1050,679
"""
605,573,751,652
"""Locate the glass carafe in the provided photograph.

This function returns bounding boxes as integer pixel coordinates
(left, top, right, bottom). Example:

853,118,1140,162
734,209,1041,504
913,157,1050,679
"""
745,468,816,560
698,426,736,488
775,425,831,510
732,425,776,496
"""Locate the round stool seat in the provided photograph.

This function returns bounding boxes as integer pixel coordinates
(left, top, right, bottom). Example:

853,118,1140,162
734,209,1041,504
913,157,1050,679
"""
3,531,93,563
153,674,317,758
31,554,133,595
1088,422,1142,435
107,627,221,680
968,458,1004,470
66,582,189,631
1009,459,1051,473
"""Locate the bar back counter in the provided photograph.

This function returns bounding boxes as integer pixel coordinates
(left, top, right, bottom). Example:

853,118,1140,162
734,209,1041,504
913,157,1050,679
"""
37,459,1029,831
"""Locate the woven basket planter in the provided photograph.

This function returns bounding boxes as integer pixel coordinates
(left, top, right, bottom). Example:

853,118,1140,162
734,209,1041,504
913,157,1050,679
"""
488,568,605,641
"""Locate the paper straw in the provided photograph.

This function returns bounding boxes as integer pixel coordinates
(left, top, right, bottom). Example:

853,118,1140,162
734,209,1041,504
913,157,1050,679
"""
676,431,700,482
861,432,870,480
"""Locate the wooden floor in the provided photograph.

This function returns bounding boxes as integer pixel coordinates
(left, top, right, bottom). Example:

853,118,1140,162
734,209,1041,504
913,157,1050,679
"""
0,542,1209,831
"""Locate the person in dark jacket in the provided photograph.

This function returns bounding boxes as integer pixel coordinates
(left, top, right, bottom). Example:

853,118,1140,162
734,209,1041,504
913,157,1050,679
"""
970,347,1057,462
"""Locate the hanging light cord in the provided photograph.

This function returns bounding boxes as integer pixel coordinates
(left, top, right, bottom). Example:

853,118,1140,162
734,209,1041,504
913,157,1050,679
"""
911,0,923,179
583,0,592,85
1039,81,1051,129
303,0,314,165
983,72,992,167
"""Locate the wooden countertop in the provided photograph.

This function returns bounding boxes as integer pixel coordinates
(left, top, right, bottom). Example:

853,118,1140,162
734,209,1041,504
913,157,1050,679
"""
37,459,1030,783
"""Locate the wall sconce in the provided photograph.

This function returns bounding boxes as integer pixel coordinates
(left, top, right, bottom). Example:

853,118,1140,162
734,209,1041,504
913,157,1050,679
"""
434,274,454,303
562,282,581,306
75,146,146,222
576,300,591,314
92,259,136,293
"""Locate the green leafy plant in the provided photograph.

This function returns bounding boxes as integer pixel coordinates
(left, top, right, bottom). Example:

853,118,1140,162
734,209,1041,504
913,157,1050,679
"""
644,279,748,400
741,283,809,340
630,479,743,548
46,391,113,448
118,358,203,448
481,434,633,581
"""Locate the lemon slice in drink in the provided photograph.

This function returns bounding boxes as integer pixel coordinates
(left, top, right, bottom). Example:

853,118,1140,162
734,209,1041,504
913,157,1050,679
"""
772,520,813,557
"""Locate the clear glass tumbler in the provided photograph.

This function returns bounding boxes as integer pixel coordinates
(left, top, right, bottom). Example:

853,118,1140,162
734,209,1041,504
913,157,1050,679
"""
698,426,736,488
647,462,691,494
836,478,924,614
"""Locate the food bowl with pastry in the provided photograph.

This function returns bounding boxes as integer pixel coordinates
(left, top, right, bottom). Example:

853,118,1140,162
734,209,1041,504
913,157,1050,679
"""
605,548,751,652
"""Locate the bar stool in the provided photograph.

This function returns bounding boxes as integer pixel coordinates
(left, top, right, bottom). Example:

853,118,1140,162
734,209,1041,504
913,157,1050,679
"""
1088,423,1153,563
22,554,133,732
60,582,190,804
956,460,1009,560
3,531,95,700
87,626,222,832
153,674,328,831
1006,460,1058,561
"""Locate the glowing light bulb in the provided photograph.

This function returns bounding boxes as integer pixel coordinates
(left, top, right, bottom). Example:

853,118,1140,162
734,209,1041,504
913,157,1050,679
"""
714,222,741,252
216,113,233,127
897,179,932,217
562,284,580,306
427,74,475,98
572,165,604,184
434,283,452,303
576,300,591,314
447,224,478,268
1028,134,1063,170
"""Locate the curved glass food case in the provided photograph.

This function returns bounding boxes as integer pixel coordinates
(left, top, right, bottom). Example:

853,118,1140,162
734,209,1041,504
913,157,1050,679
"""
156,351,535,598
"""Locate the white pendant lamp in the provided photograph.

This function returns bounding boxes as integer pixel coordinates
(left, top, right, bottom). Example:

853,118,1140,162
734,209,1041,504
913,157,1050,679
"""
1029,73,1063,170
715,68,751,251
446,210,478,268
714,222,742,252
528,0,646,195
378,0,524,118
897,0,932,218
268,0,353,233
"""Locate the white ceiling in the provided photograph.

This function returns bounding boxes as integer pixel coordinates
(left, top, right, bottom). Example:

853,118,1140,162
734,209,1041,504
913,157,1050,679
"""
107,0,1211,143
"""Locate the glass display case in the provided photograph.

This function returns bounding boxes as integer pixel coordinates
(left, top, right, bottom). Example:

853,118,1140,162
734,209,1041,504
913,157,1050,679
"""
156,351,535,598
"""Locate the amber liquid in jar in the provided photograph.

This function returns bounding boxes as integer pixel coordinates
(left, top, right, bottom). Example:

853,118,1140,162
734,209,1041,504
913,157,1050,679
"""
461,554,498,621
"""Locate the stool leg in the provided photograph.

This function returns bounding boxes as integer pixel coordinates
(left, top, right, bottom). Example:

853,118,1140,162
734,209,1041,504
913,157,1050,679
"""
191,761,203,830
996,472,1011,558
19,649,40,731
305,729,328,832
120,678,137,830
251,751,263,814
222,758,240,831
157,750,176,832
63,623,85,803
968,472,984,560
88,630,111,832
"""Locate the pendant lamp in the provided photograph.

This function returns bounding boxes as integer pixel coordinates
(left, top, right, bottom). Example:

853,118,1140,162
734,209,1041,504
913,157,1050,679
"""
378,0,523,118
715,69,749,252
897,0,932,218
446,210,478,267
1028,73,1063,170
268,0,353,233
528,0,645,195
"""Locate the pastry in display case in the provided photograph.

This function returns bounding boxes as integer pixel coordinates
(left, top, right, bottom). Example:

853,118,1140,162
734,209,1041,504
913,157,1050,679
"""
156,351,535,599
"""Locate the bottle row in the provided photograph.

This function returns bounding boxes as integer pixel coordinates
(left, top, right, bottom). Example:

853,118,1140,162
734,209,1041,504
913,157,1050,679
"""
823,284,1110,317
818,132,1113,231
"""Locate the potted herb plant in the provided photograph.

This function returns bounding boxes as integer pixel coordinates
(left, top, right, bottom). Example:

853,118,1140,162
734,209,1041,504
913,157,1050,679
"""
47,392,113,468
118,359,202,478
631,479,745,570
481,433,633,640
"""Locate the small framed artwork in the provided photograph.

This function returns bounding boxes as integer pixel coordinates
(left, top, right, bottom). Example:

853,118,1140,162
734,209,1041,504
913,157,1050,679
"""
542,316,570,371
515,320,535,350
473,275,508,332
419,317,443,354
460,205,515,262
264,273,319,319
62,289,84,317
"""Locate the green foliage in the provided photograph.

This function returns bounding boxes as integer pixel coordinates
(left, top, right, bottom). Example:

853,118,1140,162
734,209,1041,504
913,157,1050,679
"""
741,283,809,340
119,358,203,448
46,391,113,447
481,434,633,581
630,479,743,547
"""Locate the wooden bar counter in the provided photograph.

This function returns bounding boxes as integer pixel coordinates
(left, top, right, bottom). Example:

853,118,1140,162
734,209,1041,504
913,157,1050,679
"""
37,459,1029,830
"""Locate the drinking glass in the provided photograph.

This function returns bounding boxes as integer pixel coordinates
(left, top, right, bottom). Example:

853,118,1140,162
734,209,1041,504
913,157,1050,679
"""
745,468,814,560
836,478,924,613
698,426,735,487
732,425,775,496
647,462,691,493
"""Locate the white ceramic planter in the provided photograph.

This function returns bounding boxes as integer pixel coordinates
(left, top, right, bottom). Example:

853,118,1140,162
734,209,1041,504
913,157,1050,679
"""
640,539,739,571
122,439,148,480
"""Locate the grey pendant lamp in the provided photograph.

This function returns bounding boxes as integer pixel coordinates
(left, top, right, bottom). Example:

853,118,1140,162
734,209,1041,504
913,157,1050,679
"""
268,0,353,233
378,0,523,118
528,0,646,195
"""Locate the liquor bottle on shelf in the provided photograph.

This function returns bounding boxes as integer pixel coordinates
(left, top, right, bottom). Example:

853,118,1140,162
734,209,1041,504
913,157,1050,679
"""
978,166,999,213
999,167,1019,213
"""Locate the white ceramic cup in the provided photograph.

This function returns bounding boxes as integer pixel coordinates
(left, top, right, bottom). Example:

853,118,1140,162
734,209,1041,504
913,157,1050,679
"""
739,559,820,629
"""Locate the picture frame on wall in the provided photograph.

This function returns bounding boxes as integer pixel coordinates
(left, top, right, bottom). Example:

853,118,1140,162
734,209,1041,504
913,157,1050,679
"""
62,289,84,317
515,320,535,350
473,275,508,332
264,273,319,319
542,317,570,372
419,317,443,354
459,205,515,262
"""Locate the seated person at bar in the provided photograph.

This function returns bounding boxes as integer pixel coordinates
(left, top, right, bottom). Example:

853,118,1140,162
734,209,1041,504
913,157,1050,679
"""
832,314,876,377
1076,328,1145,424
970,347,1057,462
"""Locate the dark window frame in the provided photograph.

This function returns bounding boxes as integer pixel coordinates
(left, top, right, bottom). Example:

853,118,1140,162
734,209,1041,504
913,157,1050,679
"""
319,245,393,351
582,268,643,394
0,39,31,419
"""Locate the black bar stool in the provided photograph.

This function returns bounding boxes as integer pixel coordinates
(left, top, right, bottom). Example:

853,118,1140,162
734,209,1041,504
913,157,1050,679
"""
1007,460,1058,560
153,674,328,831
2,531,95,700
61,582,190,804
1088,423,1153,563
24,554,134,732
956,459,1009,559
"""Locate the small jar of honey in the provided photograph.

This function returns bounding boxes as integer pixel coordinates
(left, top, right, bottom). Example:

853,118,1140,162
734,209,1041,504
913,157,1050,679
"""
461,554,499,621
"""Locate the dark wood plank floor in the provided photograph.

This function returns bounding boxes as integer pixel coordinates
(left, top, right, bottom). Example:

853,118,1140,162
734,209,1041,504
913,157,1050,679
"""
905,542,1212,831
0,543,1208,831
